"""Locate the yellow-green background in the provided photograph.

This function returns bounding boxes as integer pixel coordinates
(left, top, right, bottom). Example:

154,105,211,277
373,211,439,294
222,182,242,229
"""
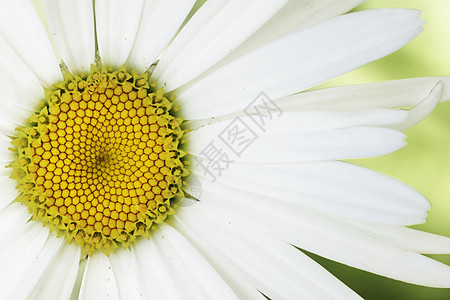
314,1,450,299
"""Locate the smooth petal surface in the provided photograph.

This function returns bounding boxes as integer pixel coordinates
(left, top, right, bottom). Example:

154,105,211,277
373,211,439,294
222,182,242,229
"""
0,204,51,299
276,77,450,111
218,0,364,68
95,0,144,68
173,202,362,299
0,38,45,136
133,225,237,299
0,176,17,210
0,0,62,86
0,203,33,247
190,188,450,287
133,236,173,299
30,242,81,300
10,233,64,299
391,81,442,131
347,221,450,254
187,119,408,162
44,0,96,74
126,0,196,73
176,9,424,120
152,0,288,91
190,160,430,225
186,108,409,141
79,253,120,299
156,225,237,299
110,248,144,299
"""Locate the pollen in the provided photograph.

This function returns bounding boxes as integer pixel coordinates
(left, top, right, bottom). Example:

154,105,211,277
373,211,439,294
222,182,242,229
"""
9,66,187,255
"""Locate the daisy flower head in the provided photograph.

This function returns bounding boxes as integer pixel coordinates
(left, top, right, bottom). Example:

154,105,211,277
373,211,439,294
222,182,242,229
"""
1,0,450,299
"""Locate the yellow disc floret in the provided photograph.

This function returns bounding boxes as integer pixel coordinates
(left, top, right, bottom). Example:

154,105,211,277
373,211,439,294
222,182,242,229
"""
9,66,187,255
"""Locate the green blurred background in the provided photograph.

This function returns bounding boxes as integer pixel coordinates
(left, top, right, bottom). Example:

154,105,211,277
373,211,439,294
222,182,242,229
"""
315,0,450,298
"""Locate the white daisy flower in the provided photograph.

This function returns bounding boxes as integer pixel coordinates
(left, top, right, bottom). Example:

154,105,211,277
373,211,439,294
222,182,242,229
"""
1,0,450,299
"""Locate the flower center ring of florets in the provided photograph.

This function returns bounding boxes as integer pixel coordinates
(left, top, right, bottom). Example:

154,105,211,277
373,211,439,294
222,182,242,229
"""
9,66,187,255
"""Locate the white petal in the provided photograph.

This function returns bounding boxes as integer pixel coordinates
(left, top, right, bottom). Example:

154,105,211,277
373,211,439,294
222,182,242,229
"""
10,233,64,299
152,225,238,299
152,0,288,91
132,225,237,299
192,160,430,226
0,203,32,247
0,39,45,135
44,0,96,74
222,0,365,66
30,242,81,300
188,121,407,163
133,237,173,299
79,253,120,300
171,216,267,299
125,0,196,73
173,202,361,299
176,9,424,119
0,176,17,210
193,189,450,287
347,221,450,254
0,204,50,299
187,108,409,144
95,0,144,68
109,248,144,299
277,77,450,111
0,0,62,86
391,81,442,131
251,126,408,161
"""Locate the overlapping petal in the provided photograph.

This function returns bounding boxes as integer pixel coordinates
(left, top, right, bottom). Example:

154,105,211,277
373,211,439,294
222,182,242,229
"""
175,9,425,119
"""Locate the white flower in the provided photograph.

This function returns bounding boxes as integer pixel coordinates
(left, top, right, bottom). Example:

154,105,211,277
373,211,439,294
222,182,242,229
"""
1,0,450,299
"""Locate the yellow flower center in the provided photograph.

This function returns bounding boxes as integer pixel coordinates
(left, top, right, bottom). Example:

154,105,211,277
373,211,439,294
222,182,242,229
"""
9,66,187,255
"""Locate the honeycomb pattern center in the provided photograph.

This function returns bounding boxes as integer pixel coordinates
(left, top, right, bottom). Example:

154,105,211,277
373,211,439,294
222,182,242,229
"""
10,66,186,254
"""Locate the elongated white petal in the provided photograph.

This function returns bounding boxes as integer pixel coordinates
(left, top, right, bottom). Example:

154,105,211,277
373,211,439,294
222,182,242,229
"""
237,0,364,55
10,233,64,299
109,248,144,299
95,0,144,68
133,237,174,299
392,81,442,131
0,176,17,210
0,0,62,86
277,77,450,111
173,202,361,299
347,221,450,254
176,9,424,119
152,0,288,91
0,39,45,135
191,160,429,226
0,203,32,247
44,0,95,74
79,253,120,299
186,108,409,141
0,205,50,299
192,190,450,287
219,0,364,68
152,225,238,299
132,225,238,299
188,122,407,163
126,0,196,73
167,214,267,299
30,242,81,300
